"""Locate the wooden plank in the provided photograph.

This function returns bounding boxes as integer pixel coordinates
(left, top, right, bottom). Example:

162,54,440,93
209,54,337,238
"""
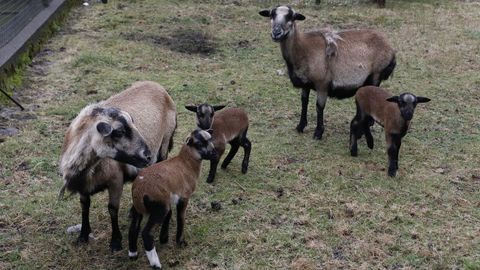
0,0,66,74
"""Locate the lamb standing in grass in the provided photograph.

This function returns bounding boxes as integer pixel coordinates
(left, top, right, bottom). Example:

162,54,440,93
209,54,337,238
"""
128,129,216,269
349,86,430,177
185,103,251,183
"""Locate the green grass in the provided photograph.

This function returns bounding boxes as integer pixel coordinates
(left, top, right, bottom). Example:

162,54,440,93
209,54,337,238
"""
1,0,479,269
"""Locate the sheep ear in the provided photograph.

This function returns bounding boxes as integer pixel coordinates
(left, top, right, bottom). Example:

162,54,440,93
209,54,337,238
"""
185,105,198,112
207,129,214,135
294,13,306,21
213,105,226,111
416,97,431,103
186,137,194,146
259,9,271,17
96,122,112,137
386,96,399,103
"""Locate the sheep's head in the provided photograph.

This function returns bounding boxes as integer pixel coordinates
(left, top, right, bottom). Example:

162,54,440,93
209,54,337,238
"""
185,103,225,130
259,5,305,42
90,107,152,167
186,129,216,160
386,93,430,121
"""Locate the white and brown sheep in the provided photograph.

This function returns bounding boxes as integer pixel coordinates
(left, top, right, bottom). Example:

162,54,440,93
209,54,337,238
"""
59,81,176,251
128,129,216,268
259,5,396,140
185,103,251,183
349,86,430,177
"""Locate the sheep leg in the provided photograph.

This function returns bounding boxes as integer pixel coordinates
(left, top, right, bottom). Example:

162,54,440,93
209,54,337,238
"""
296,88,310,133
364,116,374,149
128,206,143,260
108,184,123,251
221,138,240,170
350,101,363,156
176,198,189,247
241,137,251,174
350,118,361,157
207,147,224,183
142,200,167,269
313,90,327,140
386,133,401,177
77,194,91,244
159,210,172,244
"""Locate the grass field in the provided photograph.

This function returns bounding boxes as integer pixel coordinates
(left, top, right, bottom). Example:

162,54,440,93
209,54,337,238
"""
1,0,479,269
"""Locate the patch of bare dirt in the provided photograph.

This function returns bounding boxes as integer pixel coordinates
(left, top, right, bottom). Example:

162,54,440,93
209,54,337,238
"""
122,28,218,56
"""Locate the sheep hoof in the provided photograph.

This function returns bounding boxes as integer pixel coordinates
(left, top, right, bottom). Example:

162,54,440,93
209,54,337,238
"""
176,240,188,248
109,241,122,252
350,148,358,157
129,255,138,261
76,235,89,244
159,236,168,244
241,166,248,174
313,132,323,140
128,251,138,260
295,124,306,133
206,178,214,184
388,169,397,177
313,127,324,140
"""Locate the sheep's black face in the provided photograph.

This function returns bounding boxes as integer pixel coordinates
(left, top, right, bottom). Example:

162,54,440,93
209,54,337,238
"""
187,129,216,160
386,93,431,122
185,103,226,130
259,6,305,42
197,104,215,130
93,107,152,168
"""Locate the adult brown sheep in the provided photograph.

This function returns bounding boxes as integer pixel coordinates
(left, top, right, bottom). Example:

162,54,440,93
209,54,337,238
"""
59,81,176,251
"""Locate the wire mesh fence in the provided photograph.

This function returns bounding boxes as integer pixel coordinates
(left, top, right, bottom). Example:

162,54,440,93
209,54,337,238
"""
0,0,52,48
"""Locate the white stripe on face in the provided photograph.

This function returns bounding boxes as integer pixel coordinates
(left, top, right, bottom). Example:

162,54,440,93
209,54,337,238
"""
198,130,211,141
403,94,415,103
200,105,212,115
274,6,290,24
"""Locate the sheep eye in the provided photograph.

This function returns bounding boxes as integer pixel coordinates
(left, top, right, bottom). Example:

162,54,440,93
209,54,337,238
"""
111,129,124,138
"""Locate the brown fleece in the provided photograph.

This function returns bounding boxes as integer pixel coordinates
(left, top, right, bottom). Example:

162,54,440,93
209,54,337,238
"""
132,144,201,215
355,86,409,134
281,26,395,88
103,81,177,159
211,108,249,154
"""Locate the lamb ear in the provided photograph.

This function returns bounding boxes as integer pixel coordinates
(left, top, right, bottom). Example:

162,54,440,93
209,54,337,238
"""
213,105,226,111
386,96,399,103
185,105,198,112
206,129,214,135
294,13,306,21
186,137,194,146
96,122,112,137
259,9,271,17
416,97,431,103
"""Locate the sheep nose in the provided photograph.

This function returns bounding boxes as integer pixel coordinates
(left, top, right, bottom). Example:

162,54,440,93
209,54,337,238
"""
143,149,152,162
272,28,282,37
